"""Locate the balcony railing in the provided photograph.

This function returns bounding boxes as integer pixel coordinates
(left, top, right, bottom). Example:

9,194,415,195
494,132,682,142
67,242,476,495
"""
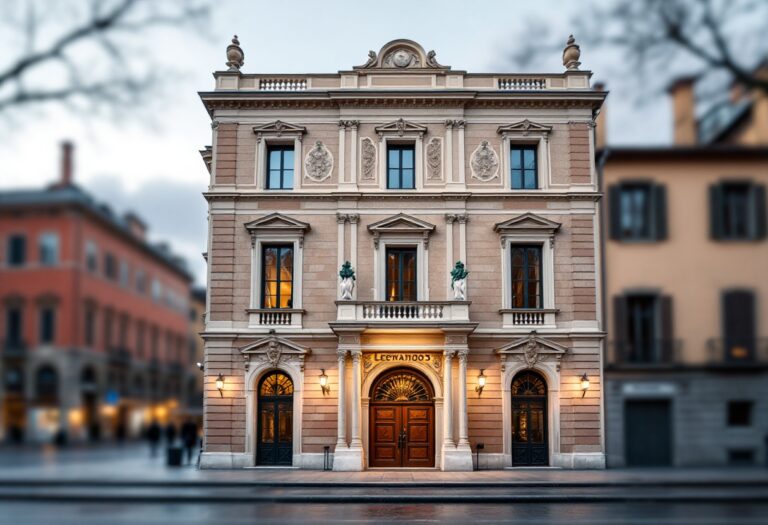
500,308,558,328
706,338,768,367
336,301,471,324
247,308,305,328
497,77,547,90
608,340,682,367
259,78,308,91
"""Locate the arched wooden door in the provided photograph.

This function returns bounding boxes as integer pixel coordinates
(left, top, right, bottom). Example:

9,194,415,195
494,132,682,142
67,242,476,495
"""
257,371,293,465
511,371,548,466
369,368,434,468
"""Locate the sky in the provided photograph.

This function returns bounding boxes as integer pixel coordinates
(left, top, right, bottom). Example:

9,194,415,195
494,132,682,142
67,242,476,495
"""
0,0,674,286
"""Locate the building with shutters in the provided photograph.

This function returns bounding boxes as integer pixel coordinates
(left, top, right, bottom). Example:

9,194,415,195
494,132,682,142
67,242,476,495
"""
598,74,768,467
0,143,197,444
198,37,607,470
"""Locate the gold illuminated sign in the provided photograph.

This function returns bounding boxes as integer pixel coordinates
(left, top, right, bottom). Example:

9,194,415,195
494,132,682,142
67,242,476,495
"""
371,353,435,363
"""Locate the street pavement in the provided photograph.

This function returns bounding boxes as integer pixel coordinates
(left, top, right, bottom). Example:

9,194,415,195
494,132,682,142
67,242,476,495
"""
0,444,767,524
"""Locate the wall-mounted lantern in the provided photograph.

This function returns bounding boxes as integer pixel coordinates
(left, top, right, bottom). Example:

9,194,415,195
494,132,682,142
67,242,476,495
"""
475,369,486,395
580,373,590,398
319,369,330,395
196,362,204,371
215,373,225,397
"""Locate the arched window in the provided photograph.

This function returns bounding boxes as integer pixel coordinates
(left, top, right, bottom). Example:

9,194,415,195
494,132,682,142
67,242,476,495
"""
511,371,547,396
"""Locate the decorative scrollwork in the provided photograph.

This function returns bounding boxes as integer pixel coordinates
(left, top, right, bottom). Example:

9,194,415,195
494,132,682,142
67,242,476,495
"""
426,137,442,180
373,371,431,401
304,141,333,182
361,137,376,180
470,140,500,182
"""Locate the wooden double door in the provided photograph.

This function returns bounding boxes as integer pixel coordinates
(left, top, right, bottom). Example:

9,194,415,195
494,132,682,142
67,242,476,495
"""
369,368,435,468
370,403,434,468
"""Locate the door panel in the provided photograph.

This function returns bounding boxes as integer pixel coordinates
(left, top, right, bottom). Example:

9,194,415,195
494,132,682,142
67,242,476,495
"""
512,398,548,466
257,397,293,466
370,404,402,467
625,400,672,466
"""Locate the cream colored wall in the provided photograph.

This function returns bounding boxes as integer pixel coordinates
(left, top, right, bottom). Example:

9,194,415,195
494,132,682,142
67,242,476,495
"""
604,158,768,363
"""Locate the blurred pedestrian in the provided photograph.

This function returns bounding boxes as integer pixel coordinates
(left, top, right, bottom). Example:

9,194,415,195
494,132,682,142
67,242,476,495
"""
180,419,198,464
165,422,177,446
147,420,161,457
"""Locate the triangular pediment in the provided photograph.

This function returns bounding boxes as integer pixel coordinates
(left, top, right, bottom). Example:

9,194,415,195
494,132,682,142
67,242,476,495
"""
497,119,553,136
252,120,307,137
375,118,428,138
244,213,310,233
240,332,311,370
494,213,561,235
496,332,568,355
368,213,436,234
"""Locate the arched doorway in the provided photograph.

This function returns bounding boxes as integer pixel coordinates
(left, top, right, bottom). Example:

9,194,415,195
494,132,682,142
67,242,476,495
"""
257,371,293,465
369,367,434,468
511,370,548,466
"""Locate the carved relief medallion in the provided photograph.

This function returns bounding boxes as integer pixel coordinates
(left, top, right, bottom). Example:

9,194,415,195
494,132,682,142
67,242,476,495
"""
470,140,500,182
384,48,420,68
426,137,442,180
361,137,376,180
304,141,333,182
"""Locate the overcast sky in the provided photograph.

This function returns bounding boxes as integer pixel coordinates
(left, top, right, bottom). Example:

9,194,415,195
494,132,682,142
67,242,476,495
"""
0,0,674,286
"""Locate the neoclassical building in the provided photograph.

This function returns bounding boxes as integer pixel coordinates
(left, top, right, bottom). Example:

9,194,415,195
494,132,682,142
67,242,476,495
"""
198,37,606,470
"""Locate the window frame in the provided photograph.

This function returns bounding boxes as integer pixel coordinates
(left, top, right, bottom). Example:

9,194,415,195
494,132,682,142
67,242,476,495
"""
39,305,56,345
384,246,418,302
499,133,551,191
509,244,543,309
5,306,23,346
386,143,417,190
265,144,295,190
617,183,654,240
38,232,59,266
509,145,539,190
260,243,295,309
501,238,555,313
85,240,98,273
7,234,26,267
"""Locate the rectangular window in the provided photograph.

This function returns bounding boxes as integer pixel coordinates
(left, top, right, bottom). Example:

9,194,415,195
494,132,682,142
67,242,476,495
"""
39,307,55,344
625,295,658,362
104,253,117,280
387,144,415,189
119,261,130,287
84,305,96,346
151,279,162,302
711,182,767,240
261,245,294,308
727,401,753,426
7,235,26,267
39,233,59,266
723,290,756,362
385,247,417,301
266,145,294,190
510,146,538,189
510,245,542,308
135,270,147,294
619,185,652,239
5,307,22,346
136,321,145,359
85,241,98,272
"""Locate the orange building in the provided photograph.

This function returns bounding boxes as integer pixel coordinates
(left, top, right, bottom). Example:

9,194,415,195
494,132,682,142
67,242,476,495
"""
0,143,195,443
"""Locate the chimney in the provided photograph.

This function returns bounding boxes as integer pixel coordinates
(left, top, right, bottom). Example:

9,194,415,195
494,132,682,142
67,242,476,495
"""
668,77,698,145
593,82,607,150
124,212,147,241
60,141,74,187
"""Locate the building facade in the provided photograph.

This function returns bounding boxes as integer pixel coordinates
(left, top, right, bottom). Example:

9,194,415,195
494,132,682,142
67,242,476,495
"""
0,143,196,443
600,75,768,467
199,38,606,470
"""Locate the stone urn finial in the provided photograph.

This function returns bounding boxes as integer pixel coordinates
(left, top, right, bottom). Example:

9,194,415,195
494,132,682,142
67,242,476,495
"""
562,34,581,71
339,261,356,301
226,35,244,71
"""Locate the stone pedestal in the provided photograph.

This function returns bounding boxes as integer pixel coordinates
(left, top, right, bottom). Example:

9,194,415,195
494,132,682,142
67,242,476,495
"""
332,445,365,471
441,446,474,471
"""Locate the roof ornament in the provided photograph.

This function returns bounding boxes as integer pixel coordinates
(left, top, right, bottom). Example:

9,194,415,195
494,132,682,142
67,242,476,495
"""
226,35,244,71
562,34,581,71
426,50,444,68
360,50,377,69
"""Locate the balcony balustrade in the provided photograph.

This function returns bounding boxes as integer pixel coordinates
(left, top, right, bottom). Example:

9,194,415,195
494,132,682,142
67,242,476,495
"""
247,308,305,328
608,340,682,367
258,78,307,91
499,308,558,328
706,338,768,367
336,300,471,324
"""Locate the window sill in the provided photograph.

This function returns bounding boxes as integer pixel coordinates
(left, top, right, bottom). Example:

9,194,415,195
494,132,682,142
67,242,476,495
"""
246,308,305,328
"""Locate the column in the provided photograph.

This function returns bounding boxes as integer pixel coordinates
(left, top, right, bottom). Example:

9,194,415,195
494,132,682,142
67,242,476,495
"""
338,121,346,184
457,349,470,449
349,121,359,186
442,350,454,447
335,349,347,448
349,349,363,448
457,120,466,186
349,214,359,299
444,120,454,185
445,214,456,299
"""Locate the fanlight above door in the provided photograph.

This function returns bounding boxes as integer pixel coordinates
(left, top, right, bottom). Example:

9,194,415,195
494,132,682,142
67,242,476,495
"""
373,371,432,402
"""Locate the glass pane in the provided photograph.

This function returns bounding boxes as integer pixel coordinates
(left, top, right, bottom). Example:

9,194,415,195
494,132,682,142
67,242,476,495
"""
282,169,294,189
282,149,294,168
279,249,293,280
511,248,523,266
402,168,414,189
524,169,537,189
515,410,528,442
388,148,400,169
511,150,521,170
403,280,416,301
268,170,282,189
401,148,414,169
511,169,523,189
278,403,292,442
388,169,400,189
512,279,524,308
269,149,282,169
279,282,292,308
524,149,536,170
528,280,540,308
260,406,275,443
264,249,278,279
530,407,544,443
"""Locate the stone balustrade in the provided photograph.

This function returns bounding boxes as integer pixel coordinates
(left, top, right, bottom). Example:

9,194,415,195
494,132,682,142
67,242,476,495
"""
336,301,471,324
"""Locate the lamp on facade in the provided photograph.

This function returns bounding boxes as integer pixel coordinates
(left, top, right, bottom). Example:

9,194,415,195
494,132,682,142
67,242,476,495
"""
196,362,204,371
215,373,225,397
319,369,330,395
580,373,590,398
475,369,486,395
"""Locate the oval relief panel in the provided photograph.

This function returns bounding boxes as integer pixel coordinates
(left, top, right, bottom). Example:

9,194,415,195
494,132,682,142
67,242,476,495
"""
470,140,500,182
304,140,334,182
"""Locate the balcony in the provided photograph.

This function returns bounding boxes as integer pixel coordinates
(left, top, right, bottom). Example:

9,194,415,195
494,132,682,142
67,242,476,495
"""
247,308,305,329
499,309,558,329
608,340,682,368
706,338,768,368
335,301,471,325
